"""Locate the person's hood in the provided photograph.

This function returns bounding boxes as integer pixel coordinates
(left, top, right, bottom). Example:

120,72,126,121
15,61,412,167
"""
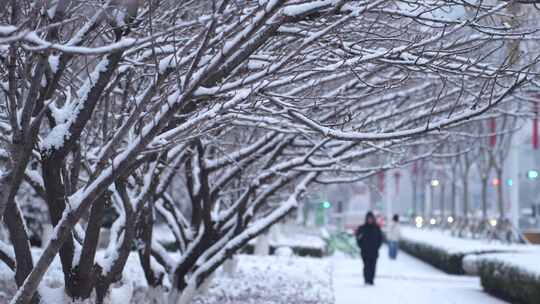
365,211,376,226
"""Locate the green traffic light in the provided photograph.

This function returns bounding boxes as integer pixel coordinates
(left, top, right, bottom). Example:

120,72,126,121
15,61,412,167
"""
322,201,331,209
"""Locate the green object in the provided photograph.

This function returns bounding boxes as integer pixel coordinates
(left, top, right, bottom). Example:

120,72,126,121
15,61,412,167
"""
315,201,331,226
326,232,359,257
315,207,325,226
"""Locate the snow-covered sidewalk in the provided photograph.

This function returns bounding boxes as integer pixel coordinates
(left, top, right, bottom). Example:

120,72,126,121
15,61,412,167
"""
333,245,508,304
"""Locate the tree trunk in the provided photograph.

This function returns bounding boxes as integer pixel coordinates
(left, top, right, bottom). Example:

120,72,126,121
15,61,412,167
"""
463,177,469,219
72,195,108,299
42,156,76,294
429,185,434,220
411,177,418,218
137,200,162,288
481,177,488,220
420,173,426,219
440,181,446,221
496,169,505,219
451,177,456,218
4,203,35,291
95,182,136,304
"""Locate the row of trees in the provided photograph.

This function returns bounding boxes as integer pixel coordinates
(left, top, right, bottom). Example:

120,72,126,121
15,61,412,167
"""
412,115,517,218
0,0,538,303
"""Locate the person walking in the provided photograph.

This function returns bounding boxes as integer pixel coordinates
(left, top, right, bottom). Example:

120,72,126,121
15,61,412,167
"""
355,211,383,285
387,214,401,260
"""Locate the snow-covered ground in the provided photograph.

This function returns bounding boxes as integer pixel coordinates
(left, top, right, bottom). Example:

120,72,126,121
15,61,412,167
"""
0,253,333,304
333,245,508,304
193,255,333,304
401,227,538,254
1,233,530,304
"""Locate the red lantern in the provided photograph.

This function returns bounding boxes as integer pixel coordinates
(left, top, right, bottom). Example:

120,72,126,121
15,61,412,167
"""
489,117,497,147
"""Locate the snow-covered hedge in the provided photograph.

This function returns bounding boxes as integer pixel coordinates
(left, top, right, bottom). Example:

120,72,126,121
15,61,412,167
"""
476,253,540,304
155,224,328,257
399,227,531,274
243,225,327,257
399,238,466,274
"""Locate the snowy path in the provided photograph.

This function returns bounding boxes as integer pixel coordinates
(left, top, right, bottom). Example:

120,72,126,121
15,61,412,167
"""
332,245,508,304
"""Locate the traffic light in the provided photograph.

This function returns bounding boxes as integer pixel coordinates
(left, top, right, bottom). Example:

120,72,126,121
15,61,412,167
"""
322,201,331,209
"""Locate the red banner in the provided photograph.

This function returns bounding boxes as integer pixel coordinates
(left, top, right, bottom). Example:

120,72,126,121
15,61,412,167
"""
534,102,539,150
378,171,385,193
411,147,418,176
489,118,497,147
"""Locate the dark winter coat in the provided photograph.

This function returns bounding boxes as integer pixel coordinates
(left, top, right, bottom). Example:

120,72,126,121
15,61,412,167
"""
355,214,383,259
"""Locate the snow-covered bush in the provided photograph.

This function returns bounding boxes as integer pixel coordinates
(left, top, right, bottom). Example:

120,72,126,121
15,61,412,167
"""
399,239,466,274
477,253,540,304
398,228,535,274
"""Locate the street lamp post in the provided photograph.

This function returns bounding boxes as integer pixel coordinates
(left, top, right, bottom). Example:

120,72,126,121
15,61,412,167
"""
430,179,439,221
510,136,520,229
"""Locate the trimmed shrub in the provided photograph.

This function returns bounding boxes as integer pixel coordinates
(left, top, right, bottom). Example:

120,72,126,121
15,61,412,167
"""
399,239,465,274
399,238,505,275
479,259,540,304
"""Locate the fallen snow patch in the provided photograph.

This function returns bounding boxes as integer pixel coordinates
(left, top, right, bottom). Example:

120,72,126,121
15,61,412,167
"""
193,254,333,304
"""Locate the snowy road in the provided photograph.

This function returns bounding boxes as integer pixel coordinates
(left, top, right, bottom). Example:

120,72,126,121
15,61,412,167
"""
332,245,508,304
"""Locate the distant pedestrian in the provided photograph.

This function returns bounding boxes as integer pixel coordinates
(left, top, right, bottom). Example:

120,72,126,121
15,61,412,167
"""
387,214,401,260
355,211,383,285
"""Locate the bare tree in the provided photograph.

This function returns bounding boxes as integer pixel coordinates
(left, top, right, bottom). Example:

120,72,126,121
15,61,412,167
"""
1,1,539,303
